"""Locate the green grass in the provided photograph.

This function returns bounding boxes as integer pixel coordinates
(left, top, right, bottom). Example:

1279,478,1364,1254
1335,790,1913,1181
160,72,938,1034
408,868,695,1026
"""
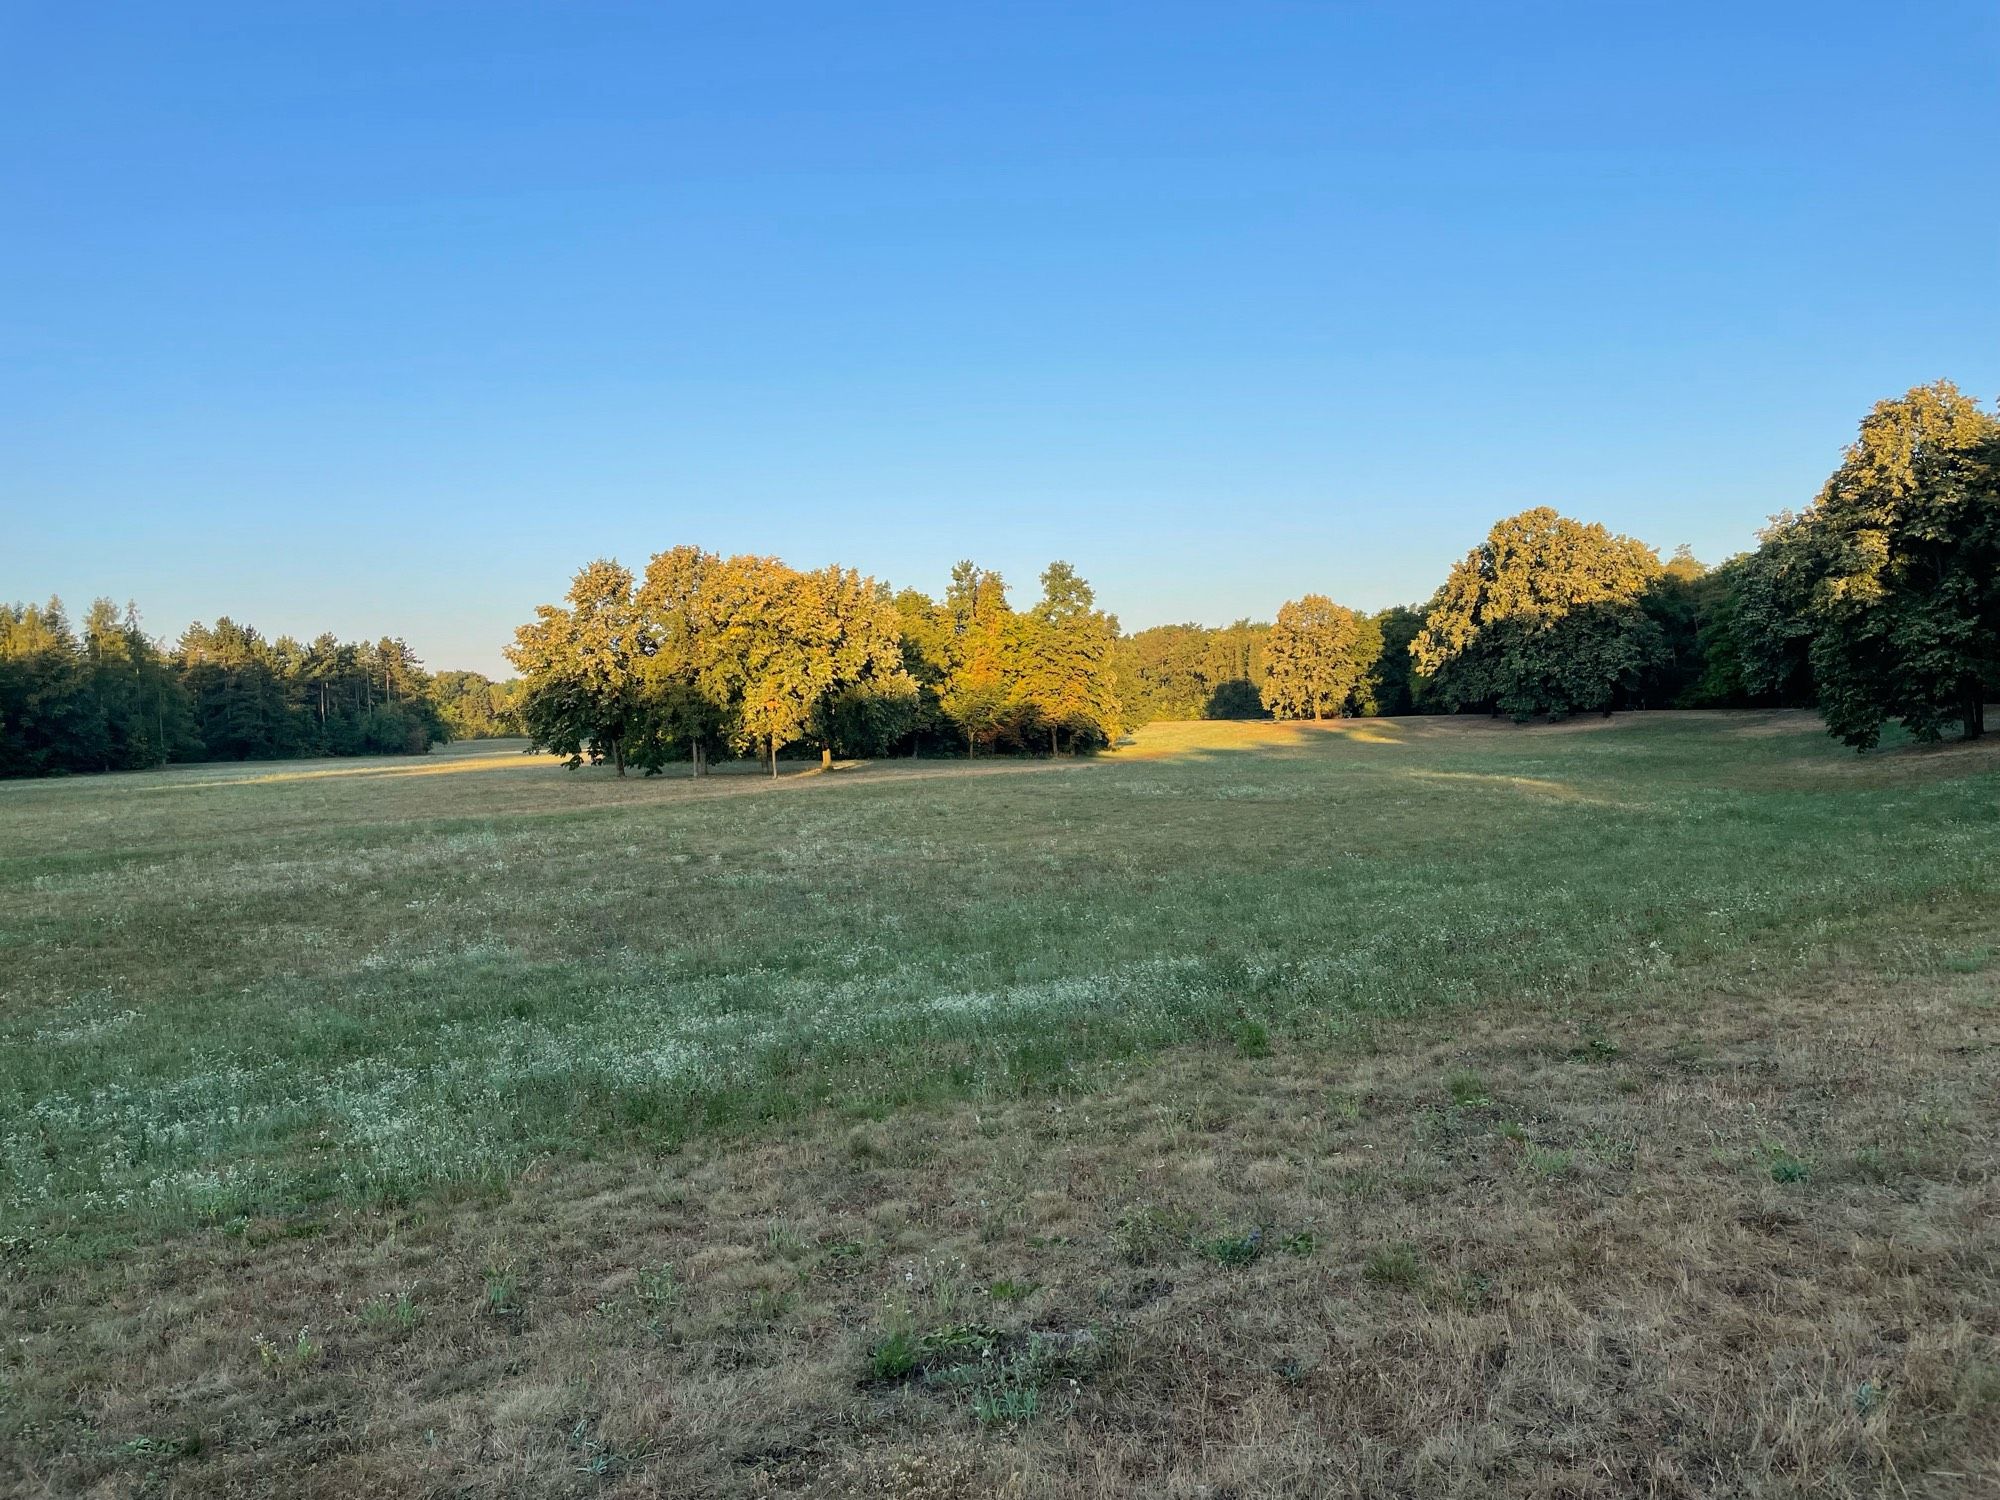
2,712,1997,1260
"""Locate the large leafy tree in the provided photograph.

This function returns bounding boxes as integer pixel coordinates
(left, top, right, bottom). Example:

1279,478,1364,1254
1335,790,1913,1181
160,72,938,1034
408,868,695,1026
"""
631,545,731,774
1413,507,1665,720
1019,561,1120,752
1786,382,2000,747
938,562,1025,755
507,559,645,774
796,563,918,765
1260,594,1366,721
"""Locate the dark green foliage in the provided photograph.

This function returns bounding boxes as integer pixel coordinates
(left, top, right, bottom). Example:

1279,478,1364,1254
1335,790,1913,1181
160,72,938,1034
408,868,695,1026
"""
1788,384,1998,748
431,670,524,739
1,597,441,777
1115,620,1271,725
1202,677,1266,719
1414,508,1669,720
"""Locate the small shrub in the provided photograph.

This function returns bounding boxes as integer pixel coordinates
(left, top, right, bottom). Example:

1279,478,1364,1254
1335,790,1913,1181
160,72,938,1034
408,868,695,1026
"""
869,1329,917,1380
988,1279,1035,1303
1280,1230,1317,1258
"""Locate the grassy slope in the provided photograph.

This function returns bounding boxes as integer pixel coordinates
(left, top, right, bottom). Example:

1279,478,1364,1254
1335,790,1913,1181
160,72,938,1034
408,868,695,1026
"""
2,713,1997,1496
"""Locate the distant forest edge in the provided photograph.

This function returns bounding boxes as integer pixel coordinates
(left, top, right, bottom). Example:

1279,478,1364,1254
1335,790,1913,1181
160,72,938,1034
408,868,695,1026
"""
3,381,1995,779
0,613,522,778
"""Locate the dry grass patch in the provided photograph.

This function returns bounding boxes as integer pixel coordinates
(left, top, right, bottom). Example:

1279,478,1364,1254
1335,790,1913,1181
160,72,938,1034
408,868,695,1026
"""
5,969,1995,1499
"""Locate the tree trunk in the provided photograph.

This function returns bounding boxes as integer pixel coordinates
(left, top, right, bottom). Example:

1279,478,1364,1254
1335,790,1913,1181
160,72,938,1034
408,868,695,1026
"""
613,736,625,777
1967,693,1986,742
821,746,832,769
769,734,778,777
690,741,699,778
1050,725,1058,756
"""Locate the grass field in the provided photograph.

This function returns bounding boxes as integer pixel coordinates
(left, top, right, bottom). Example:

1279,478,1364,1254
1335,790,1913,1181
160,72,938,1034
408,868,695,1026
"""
3,713,1997,1497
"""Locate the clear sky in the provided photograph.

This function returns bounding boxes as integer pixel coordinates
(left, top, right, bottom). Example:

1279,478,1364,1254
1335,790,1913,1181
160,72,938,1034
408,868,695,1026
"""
5,3,1997,676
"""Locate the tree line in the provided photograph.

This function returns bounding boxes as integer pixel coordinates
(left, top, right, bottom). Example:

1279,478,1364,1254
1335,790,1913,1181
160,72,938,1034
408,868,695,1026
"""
506,549,1120,775
513,380,1996,769
6,380,1993,778
0,605,523,777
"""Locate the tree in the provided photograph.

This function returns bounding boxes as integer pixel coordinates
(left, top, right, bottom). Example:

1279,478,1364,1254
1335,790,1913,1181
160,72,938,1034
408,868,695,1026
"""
1360,605,1425,716
431,670,524,739
1020,561,1120,752
1260,594,1365,721
507,559,645,774
1785,382,2000,747
1413,507,1666,720
0,600,93,776
796,564,918,766
938,562,1024,756
1112,620,1273,726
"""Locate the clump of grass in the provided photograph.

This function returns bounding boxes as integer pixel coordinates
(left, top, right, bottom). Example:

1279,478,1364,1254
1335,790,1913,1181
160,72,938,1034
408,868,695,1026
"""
1446,1069,1491,1108
972,1384,1039,1425
484,1268,520,1317
1229,1017,1271,1058
1450,1271,1493,1310
1847,1146,1892,1183
1764,1143,1812,1184
253,1327,320,1374
869,1329,918,1380
1279,1230,1318,1258
742,1285,794,1325
1525,1145,1575,1178
765,1221,809,1261
1197,1228,1264,1267
1114,1203,1198,1265
1570,1025,1621,1061
864,1320,1100,1427
988,1278,1034,1303
358,1292,420,1334
1363,1243,1423,1290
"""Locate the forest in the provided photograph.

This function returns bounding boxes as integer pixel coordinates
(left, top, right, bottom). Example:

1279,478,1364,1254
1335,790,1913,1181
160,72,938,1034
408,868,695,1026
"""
0,607,522,778
4,380,1995,779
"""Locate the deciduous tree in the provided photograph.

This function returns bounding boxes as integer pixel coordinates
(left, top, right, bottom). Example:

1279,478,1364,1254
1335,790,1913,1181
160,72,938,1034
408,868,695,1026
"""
1413,508,1665,720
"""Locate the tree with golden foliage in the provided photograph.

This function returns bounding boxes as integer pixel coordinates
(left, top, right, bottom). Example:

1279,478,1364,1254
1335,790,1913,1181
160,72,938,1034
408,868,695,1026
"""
1261,594,1366,721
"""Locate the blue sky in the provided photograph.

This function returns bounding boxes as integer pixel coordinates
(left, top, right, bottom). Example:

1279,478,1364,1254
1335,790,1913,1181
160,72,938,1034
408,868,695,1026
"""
4,3,1996,675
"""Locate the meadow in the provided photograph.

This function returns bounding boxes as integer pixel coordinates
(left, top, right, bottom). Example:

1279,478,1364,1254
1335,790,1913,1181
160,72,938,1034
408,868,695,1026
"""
3,713,1997,1497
